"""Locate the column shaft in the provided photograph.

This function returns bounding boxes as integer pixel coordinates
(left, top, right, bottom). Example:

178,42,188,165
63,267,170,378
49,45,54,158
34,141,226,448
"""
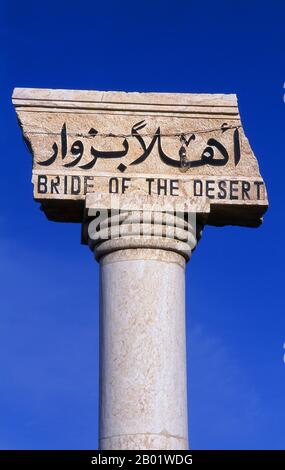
99,248,188,450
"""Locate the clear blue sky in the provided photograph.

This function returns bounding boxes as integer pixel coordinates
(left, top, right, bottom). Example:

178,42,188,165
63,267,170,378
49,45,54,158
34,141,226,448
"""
0,0,284,450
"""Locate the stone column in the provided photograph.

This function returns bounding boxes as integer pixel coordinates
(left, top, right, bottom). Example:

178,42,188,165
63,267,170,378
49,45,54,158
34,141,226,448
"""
87,212,199,450
13,87,269,452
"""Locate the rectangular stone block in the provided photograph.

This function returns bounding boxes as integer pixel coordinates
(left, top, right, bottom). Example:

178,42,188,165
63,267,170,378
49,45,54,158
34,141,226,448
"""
12,88,268,226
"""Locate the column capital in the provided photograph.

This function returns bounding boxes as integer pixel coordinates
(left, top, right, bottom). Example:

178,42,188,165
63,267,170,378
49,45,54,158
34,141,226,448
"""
82,209,204,262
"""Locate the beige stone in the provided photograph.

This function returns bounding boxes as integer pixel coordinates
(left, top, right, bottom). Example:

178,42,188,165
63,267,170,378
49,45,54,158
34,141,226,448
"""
12,87,268,227
12,88,269,451
98,247,189,450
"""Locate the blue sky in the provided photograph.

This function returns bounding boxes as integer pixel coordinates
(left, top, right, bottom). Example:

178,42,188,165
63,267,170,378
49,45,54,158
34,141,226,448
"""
0,0,284,450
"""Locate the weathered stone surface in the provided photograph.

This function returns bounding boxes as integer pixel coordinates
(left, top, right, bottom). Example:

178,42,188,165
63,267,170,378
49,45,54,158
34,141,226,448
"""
12,88,269,451
98,248,188,450
12,88,268,226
